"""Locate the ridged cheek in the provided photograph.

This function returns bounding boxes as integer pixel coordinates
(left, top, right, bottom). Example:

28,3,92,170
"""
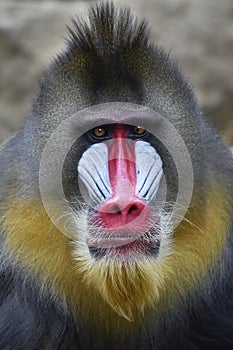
77,143,112,204
135,141,163,202
77,140,163,205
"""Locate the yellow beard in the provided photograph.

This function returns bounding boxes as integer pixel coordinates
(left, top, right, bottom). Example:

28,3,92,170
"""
73,249,171,321
1,184,231,329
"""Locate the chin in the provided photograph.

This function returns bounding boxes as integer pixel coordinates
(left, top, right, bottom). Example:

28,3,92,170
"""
71,207,173,320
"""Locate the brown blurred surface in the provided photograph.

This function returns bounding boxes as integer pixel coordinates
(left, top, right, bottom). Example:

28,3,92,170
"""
0,0,233,145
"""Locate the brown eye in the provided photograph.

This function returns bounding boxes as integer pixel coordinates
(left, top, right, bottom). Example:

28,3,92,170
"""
93,127,106,138
133,126,146,135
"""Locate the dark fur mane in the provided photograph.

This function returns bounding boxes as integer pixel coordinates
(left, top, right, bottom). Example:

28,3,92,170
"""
66,2,149,56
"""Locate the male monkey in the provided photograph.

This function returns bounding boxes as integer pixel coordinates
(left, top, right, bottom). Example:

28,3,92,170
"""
0,3,233,350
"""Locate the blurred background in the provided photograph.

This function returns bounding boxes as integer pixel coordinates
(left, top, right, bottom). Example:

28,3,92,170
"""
0,0,233,146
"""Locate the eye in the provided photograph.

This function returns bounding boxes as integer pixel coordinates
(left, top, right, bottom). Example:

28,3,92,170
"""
132,126,146,136
92,127,106,138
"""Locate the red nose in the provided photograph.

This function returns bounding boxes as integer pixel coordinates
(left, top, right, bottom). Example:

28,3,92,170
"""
97,178,150,231
98,131,150,232
99,197,147,228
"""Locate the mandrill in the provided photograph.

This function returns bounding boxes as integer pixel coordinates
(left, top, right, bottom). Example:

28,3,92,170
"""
0,2,233,350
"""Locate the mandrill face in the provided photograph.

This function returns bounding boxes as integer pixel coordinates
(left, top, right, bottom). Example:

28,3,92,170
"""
71,128,169,319
77,123,164,261
40,102,193,319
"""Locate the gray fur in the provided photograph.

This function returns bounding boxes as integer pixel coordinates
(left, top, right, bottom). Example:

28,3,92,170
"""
0,2,233,349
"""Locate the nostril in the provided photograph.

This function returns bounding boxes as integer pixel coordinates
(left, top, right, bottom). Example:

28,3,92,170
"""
128,205,137,214
112,205,121,214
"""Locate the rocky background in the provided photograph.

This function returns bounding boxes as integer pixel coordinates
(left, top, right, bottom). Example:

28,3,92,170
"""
0,0,233,146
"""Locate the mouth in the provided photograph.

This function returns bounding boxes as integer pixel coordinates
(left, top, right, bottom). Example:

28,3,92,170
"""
87,227,160,260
